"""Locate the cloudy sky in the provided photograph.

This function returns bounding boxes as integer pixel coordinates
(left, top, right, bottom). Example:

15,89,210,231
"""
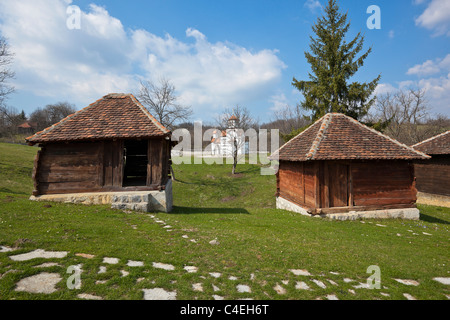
0,0,449,123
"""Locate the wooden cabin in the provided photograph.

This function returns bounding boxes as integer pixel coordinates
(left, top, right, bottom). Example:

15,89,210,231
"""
412,130,450,207
26,93,172,199
271,113,430,219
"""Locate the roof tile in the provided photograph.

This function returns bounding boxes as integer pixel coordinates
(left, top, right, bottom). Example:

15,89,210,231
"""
271,113,430,161
412,130,450,155
26,93,170,144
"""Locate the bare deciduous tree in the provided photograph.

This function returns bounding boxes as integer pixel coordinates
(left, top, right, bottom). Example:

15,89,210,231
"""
0,36,14,108
0,36,16,137
30,102,77,131
371,88,449,145
217,105,257,174
271,104,309,135
137,78,193,131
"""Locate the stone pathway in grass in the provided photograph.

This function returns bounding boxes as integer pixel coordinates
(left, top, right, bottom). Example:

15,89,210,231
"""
3,245,449,300
1,215,449,300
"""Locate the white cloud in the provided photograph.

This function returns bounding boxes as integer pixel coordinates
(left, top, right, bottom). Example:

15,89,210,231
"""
269,93,289,112
374,83,397,96
377,54,450,115
407,54,450,76
407,59,441,76
415,0,450,36
304,0,322,13
388,30,395,39
0,0,286,118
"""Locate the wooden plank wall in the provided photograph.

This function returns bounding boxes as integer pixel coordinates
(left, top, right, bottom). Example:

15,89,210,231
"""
351,161,416,207
35,138,170,195
278,161,317,208
278,160,417,210
37,142,103,194
414,156,450,196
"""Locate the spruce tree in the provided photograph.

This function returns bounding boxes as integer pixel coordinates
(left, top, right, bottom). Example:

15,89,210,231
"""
293,0,380,121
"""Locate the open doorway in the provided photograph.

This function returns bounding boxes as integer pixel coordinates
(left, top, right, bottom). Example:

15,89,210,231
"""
123,140,148,187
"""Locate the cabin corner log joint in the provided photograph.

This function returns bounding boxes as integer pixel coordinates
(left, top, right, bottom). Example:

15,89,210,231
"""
271,113,431,220
25,93,173,212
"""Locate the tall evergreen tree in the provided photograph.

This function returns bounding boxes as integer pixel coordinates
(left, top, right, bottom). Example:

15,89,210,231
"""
293,0,380,121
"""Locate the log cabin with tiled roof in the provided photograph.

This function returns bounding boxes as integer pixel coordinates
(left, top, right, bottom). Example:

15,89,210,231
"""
270,113,430,220
412,130,450,207
25,93,173,212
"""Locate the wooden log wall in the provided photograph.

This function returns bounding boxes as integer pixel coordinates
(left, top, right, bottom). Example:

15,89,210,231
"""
37,142,103,195
414,155,450,196
278,161,317,208
351,161,416,207
277,160,417,211
34,138,170,195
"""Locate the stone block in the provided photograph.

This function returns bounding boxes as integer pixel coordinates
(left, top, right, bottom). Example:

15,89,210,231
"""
276,196,420,221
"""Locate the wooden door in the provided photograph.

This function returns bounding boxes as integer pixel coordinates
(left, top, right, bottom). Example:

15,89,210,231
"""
102,140,123,188
328,163,349,207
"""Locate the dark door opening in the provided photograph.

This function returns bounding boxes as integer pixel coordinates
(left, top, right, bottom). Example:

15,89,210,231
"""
123,140,148,187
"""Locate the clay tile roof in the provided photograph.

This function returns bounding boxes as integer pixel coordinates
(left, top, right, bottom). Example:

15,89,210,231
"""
26,93,170,145
270,113,430,161
412,130,450,155
18,122,32,128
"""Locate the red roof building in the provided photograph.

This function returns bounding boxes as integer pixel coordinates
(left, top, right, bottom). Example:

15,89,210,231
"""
271,113,430,219
26,94,173,210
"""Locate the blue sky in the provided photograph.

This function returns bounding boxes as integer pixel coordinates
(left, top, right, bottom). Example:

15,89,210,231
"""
0,0,449,124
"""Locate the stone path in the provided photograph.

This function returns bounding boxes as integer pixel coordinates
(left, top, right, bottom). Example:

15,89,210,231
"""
1,216,448,300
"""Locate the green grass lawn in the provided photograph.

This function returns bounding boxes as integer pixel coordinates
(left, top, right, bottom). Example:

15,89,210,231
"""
0,142,448,300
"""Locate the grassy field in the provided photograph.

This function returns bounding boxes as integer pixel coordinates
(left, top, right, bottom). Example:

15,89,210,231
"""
0,142,449,300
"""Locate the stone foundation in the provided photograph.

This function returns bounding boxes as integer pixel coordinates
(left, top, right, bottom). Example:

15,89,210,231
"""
416,192,450,208
30,179,173,213
276,196,420,221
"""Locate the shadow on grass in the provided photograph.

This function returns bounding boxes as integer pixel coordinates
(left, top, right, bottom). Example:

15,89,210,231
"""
0,188,28,195
171,206,249,214
420,213,449,225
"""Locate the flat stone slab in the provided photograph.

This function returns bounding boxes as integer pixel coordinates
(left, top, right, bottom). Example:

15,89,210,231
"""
312,279,327,289
273,283,286,294
184,266,198,273
290,269,312,276
142,288,177,300
433,277,450,285
192,283,203,292
152,262,175,271
394,279,420,286
236,284,251,293
295,281,311,290
75,253,95,259
10,249,68,261
403,293,417,300
15,272,62,294
127,260,144,267
0,245,15,252
33,262,61,268
77,293,103,300
103,257,119,264
209,272,221,278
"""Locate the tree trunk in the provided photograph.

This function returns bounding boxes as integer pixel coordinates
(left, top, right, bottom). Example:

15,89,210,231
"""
232,139,238,174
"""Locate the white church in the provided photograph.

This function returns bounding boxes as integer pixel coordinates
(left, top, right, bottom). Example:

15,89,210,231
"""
211,115,247,156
